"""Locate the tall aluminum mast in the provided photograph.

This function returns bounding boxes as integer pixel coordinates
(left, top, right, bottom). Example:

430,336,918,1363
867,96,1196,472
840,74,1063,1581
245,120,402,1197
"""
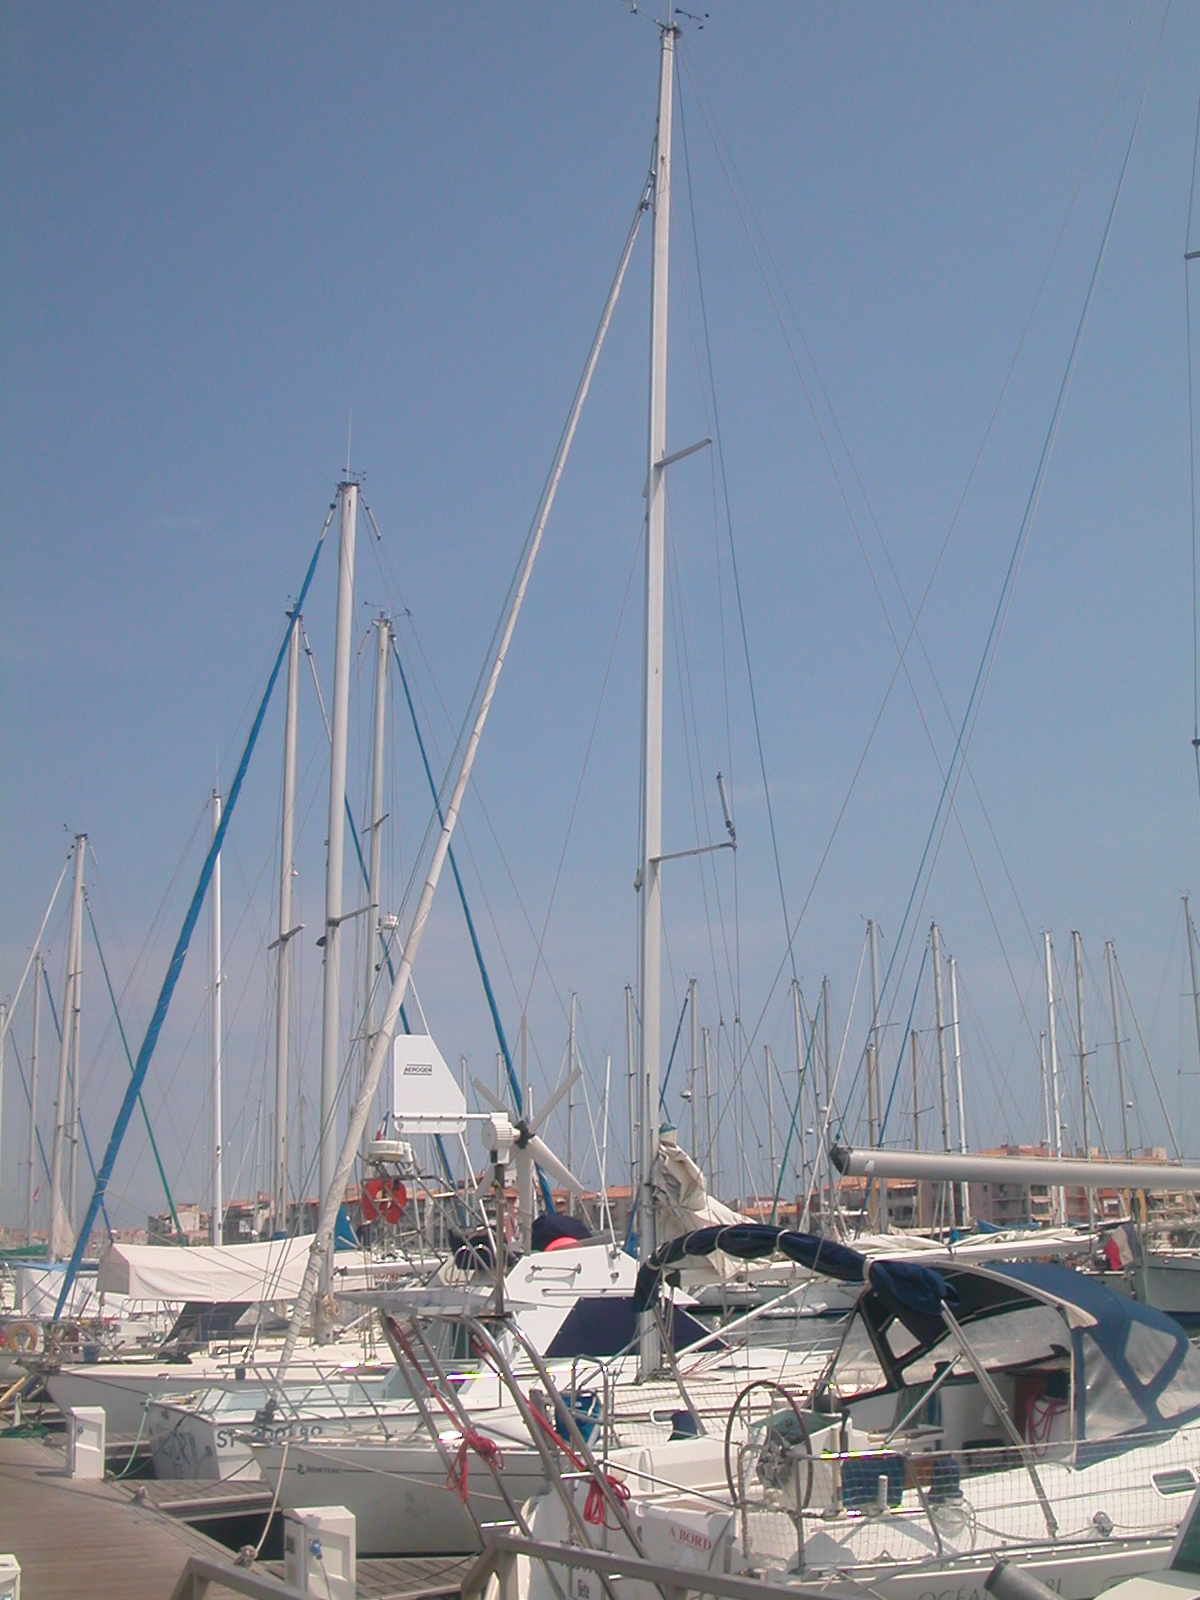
949,954,970,1226
273,613,302,1231
67,881,84,1229
868,918,886,1229
319,479,358,1304
49,835,85,1262
26,955,41,1244
1105,939,1131,1161
1186,896,1200,1079
931,922,952,1229
1044,932,1065,1224
567,991,578,1209
364,614,391,1133
1072,929,1094,1233
638,17,676,1378
210,791,223,1245
688,977,698,1157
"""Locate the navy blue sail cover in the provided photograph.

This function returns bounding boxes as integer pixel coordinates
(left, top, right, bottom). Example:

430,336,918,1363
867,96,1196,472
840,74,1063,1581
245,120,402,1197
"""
632,1225,950,1326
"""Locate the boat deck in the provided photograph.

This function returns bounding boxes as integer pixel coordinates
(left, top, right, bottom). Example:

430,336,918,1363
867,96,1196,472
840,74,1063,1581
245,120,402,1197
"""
0,1433,472,1599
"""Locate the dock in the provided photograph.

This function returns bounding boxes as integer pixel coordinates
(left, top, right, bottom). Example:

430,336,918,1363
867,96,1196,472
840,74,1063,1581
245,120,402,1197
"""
0,1432,473,1599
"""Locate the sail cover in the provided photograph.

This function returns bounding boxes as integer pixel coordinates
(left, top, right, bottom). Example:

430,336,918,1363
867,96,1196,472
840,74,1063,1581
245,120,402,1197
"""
97,1237,311,1302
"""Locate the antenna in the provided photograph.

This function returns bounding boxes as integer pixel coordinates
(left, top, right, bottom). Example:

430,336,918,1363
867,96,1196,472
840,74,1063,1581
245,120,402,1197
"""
345,411,353,481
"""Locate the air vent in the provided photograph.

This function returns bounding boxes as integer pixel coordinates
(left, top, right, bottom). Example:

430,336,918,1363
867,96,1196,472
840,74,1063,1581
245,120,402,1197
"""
1153,1469,1197,1496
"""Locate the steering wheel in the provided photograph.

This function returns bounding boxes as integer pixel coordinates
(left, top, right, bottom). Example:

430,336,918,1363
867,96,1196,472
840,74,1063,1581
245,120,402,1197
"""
723,1380,813,1510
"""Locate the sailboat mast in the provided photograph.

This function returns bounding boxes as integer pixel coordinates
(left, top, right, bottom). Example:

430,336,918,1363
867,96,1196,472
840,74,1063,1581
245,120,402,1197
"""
688,977,698,1157
1044,932,1065,1223
1072,929,1094,1233
1186,896,1200,1080
567,991,577,1211
274,613,301,1232
822,976,832,1225
949,954,970,1226
49,835,85,1262
26,955,41,1245
792,981,805,1210
211,790,223,1245
625,984,637,1217
637,17,676,1375
319,479,358,1297
765,1044,776,1203
702,1025,714,1193
365,614,391,1117
868,918,886,1230
1106,938,1131,1161
67,879,84,1229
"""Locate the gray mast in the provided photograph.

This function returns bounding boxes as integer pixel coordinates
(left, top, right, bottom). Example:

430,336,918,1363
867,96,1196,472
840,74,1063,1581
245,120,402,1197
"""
868,919,886,1228
319,479,358,1304
210,791,223,1245
273,614,302,1232
949,955,969,1227
931,922,952,1229
688,977,698,1157
1044,933,1065,1223
1072,929,1094,1233
1186,897,1200,1085
567,991,577,1210
821,975,832,1226
792,980,806,1221
364,614,391,1140
1106,939,1131,1162
765,1044,776,1203
637,17,676,1378
26,955,41,1244
67,880,84,1231
49,836,85,1263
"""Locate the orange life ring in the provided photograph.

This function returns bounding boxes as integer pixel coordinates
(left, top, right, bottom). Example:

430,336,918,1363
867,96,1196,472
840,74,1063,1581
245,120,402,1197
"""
362,1176,407,1225
2,1320,38,1353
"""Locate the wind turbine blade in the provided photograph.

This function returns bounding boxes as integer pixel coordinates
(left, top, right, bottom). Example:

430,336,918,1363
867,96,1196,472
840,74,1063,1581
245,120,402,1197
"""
531,1067,583,1136
472,1076,507,1114
527,1134,585,1196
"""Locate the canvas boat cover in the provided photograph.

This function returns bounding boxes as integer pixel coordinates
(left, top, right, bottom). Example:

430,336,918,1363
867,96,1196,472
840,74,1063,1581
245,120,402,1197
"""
97,1237,312,1302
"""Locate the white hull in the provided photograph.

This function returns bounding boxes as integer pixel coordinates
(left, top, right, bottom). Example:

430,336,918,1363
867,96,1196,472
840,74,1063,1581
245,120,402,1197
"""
521,1428,1200,1600
253,1434,549,1555
47,1349,392,1440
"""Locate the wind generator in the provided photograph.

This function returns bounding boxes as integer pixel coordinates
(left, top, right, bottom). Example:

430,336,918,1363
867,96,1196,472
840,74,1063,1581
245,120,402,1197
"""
475,1064,584,1252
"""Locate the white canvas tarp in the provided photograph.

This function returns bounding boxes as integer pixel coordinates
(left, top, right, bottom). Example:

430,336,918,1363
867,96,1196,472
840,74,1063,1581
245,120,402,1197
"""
97,1238,311,1302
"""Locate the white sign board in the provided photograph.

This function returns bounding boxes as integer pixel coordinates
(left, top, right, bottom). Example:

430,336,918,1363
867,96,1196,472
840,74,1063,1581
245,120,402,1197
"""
392,1033,467,1134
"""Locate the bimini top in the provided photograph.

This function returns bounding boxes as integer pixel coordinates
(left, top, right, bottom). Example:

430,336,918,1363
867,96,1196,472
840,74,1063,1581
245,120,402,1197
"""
635,1225,1200,1446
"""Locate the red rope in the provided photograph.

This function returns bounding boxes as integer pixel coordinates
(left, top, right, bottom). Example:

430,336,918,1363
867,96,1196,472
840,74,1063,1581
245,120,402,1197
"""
384,1313,627,1525
526,1402,630,1526
384,1315,506,1505
447,1426,505,1504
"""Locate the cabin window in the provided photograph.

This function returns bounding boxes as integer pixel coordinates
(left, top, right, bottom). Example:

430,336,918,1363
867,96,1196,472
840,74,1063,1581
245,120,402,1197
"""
826,1316,890,1396
1154,1341,1200,1425
1082,1333,1145,1438
896,1305,1066,1386
1124,1321,1181,1388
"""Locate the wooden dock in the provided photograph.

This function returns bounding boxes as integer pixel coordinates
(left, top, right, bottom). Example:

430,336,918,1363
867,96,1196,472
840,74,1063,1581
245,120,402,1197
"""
0,1432,474,1599
0,1432,246,1598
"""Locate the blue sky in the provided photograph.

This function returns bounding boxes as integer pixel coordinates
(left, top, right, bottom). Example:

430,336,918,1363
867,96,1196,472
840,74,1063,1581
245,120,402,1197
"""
4,2,1200,1232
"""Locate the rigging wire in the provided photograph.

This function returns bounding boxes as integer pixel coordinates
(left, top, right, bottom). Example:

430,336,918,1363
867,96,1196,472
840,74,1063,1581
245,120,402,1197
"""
678,19,1151,1065
860,4,1170,1130
1185,66,1200,832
